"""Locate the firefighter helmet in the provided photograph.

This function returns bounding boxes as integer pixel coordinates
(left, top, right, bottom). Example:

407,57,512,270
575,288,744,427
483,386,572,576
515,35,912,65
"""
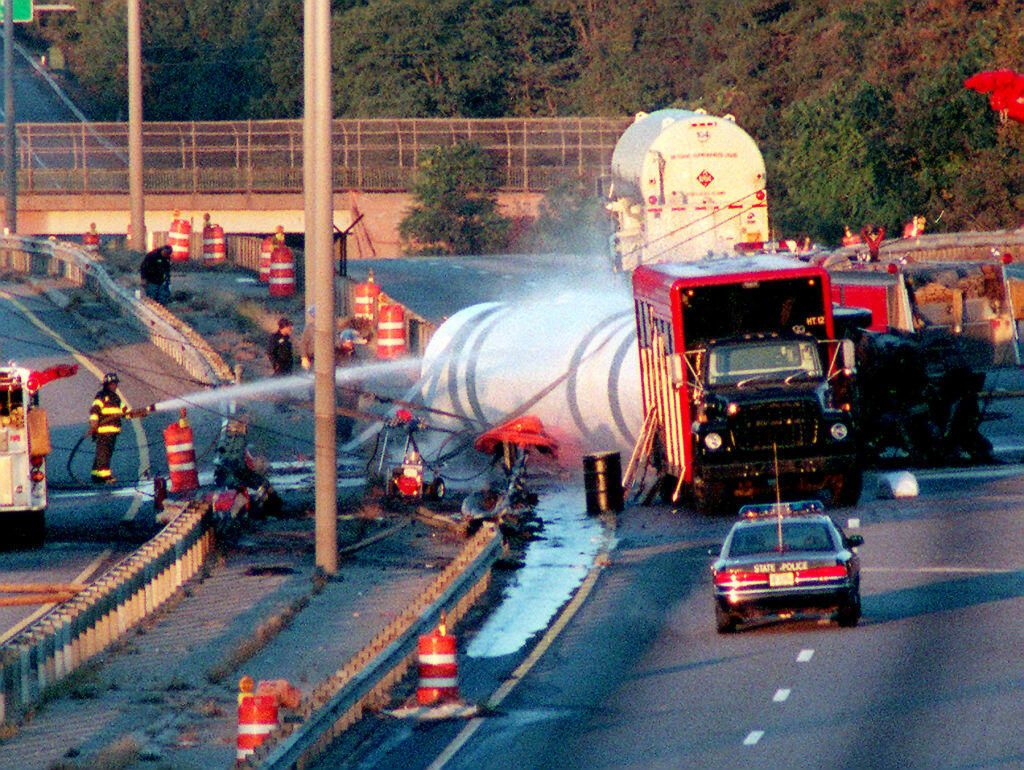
103,372,119,387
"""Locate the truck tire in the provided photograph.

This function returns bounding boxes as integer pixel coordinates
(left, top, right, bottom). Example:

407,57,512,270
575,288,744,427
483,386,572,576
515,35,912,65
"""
693,478,728,515
16,511,45,548
831,470,863,508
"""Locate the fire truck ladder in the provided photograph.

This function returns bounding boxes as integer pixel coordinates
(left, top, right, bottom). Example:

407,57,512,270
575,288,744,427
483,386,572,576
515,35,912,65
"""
621,408,660,501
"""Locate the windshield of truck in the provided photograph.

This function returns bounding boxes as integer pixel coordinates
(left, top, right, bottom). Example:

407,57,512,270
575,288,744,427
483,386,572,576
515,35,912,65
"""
707,339,822,386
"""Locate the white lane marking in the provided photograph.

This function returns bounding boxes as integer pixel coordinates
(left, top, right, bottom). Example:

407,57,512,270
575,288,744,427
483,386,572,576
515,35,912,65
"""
743,731,764,746
912,465,1024,481
847,517,860,529
772,688,791,703
865,566,1022,574
797,649,814,662
0,549,111,644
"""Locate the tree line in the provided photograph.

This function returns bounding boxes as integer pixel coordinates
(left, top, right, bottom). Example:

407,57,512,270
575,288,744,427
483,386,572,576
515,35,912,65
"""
24,0,1024,249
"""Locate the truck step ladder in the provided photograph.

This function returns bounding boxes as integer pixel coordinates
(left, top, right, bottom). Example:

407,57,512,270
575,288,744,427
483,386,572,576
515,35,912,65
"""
622,409,659,500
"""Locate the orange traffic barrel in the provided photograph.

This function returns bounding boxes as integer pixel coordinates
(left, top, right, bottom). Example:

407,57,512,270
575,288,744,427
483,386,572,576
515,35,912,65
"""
416,623,460,705
236,692,277,764
202,223,226,265
163,409,199,493
354,269,381,322
169,214,191,262
268,245,295,296
259,236,274,282
376,302,406,359
83,224,99,252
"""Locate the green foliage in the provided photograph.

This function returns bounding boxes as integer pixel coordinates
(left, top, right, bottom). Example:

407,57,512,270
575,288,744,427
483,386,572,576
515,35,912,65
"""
333,0,511,117
398,141,511,254
29,0,1024,239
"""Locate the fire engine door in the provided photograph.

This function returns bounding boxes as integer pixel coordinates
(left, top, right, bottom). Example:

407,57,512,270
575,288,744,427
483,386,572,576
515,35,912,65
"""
0,454,13,506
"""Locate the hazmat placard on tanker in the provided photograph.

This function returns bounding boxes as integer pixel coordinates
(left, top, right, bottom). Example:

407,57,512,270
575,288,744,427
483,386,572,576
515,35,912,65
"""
606,109,769,270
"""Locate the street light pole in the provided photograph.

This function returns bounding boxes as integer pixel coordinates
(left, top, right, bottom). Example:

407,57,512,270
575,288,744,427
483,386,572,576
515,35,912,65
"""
127,0,144,251
4,0,16,233
307,0,337,574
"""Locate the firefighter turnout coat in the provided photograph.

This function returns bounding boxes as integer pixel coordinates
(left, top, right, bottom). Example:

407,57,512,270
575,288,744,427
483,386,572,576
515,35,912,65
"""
90,387,127,436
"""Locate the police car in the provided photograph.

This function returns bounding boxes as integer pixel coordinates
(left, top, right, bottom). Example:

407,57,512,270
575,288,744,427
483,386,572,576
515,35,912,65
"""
710,500,863,633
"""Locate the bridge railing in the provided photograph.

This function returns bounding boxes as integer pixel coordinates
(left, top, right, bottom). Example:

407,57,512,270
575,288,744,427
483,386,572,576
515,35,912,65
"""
16,117,631,195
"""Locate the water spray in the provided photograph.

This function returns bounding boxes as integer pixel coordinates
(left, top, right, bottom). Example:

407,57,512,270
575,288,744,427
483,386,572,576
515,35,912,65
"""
150,358,422,415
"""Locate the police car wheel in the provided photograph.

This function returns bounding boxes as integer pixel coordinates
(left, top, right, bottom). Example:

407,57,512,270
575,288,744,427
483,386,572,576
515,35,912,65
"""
837,592,861,627
715,603,737,634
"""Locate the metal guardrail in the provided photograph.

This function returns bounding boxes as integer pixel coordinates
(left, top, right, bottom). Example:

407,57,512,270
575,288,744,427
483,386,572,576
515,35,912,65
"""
250,522,504,770
831,229,1024,263
16,117,631,195
0,502,213,726
0,235,234,387
0,235,235,728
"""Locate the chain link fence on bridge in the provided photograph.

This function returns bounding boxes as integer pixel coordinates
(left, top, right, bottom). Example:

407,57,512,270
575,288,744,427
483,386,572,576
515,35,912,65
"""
16,117,632,196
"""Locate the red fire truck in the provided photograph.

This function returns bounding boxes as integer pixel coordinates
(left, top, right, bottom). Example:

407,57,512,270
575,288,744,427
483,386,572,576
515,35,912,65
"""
1,363,77,545
632,255,860,513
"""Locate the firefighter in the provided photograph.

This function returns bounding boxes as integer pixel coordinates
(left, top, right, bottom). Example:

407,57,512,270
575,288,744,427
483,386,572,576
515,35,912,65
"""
89,373,140,483
140,244,172,303
859,224,885,262
268,317,294,375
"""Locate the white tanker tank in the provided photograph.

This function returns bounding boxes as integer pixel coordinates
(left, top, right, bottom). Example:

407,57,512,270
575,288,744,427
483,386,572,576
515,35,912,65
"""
417,290,643,465
607,109,769,269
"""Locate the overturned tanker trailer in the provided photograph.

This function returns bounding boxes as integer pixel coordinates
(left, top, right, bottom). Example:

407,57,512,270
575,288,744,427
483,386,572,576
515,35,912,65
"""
417,291,643,465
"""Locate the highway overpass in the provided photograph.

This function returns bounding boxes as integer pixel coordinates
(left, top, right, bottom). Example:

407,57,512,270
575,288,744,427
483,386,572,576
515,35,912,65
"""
6,117,629,253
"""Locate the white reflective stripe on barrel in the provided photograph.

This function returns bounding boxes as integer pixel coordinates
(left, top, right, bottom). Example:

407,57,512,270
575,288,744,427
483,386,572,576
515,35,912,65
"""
418,677,458,688
419,653,456,665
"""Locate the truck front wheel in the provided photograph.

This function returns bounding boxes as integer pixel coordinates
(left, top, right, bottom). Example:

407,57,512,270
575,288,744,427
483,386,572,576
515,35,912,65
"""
830,470,863,508
693,478,729,515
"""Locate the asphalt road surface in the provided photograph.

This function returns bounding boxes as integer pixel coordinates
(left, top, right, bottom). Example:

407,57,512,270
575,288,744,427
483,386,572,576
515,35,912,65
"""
0,278,219,638
325,463,1024,770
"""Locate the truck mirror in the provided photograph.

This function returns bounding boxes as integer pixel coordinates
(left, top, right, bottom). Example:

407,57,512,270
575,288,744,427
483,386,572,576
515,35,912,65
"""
668,354,684,388
841,339,857,372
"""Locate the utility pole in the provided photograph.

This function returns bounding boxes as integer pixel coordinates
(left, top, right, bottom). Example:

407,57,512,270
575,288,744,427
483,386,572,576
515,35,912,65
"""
3,0,15,233
127,0,144,251
306,0,337,574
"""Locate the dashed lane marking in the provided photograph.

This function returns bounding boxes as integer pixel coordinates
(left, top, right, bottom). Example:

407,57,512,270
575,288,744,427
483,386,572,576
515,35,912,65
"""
797,649,814,662
743,731,764,746
772,688,791,703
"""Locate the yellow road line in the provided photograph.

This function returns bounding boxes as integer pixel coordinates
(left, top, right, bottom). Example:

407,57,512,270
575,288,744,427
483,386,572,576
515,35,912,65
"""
0,549,111,644
0,288,148,520
427,531,615,770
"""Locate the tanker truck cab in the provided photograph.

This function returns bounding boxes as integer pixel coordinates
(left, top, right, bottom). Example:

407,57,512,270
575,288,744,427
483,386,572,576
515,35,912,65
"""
0,365,51,546
632,255,861,514
691,333,858,507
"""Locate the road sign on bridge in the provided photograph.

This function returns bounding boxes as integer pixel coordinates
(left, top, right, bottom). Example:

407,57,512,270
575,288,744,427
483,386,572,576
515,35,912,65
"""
0,0,32,22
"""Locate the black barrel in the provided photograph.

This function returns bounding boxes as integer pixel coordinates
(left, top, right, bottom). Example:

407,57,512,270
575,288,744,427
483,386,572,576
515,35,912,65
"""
583,451,624,514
